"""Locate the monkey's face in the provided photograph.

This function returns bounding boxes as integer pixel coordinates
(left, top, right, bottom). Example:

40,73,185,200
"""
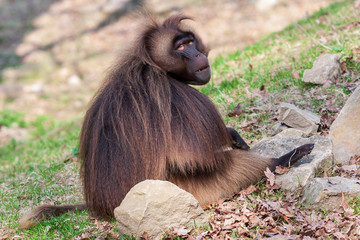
149,27,211,86
171,33,211,85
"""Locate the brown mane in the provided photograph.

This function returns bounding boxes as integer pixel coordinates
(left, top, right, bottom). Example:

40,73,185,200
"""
79,16,232,218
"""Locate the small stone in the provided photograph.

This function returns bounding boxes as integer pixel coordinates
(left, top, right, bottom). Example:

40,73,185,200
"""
114,180,209,240
255,0,279,11
329,85,360,164
301,177,360,209
302,54,341,84
278,103,320,134
270,122,290,136
24,83,46,94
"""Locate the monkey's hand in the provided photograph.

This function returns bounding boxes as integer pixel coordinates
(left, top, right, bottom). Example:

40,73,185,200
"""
273,143,314,170
227,127,250,150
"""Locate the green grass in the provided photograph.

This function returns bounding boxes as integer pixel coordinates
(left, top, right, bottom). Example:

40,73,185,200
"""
0,111,86,237
1,0,360,238
200,0,359,140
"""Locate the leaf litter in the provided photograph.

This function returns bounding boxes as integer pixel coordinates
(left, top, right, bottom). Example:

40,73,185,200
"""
167,155,360,239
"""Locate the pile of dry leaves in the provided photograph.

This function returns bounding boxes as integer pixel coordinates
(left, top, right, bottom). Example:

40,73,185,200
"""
164,156,360,239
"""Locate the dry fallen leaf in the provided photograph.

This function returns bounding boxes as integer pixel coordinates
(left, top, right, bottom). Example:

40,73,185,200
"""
333,232,347,239
73,232,91,240
172,227,191,236
350,155,360,165
140,232,149,240
227,103,244,117
248,215,261,228
340,62,348,73
341,192,348,210
328,178,341,184
241,184,256,195
291,71,300,79
341,165,357,171
264,167,275,186
275,165,289,175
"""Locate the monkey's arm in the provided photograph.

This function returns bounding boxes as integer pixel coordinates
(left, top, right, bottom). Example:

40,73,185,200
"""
227,127,250,150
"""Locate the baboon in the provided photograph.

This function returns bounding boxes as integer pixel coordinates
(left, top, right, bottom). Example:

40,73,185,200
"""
19,14,313,229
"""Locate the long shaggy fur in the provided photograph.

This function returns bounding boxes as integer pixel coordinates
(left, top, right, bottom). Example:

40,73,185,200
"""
20,15,306,230
79,15,271,219
18,204,86,230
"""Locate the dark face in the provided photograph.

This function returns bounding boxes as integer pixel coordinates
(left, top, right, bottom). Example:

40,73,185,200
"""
170,33,211,85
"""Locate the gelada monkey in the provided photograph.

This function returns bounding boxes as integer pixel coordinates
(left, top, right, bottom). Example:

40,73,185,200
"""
19,14,313,229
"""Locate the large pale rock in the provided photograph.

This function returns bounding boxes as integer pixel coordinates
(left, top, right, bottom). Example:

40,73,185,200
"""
329,85,360,164
278,103,320,134
114,180,209,239
252,136,333,189
302,54,341,84
301,177,360,209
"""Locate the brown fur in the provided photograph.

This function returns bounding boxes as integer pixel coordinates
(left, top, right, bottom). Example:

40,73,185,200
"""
18,204,86,230
78,14,272,219
19,14,306,229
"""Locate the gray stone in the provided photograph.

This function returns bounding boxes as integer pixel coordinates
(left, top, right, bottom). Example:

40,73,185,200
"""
302,54,341,84
114,180,209,240
273,128,306,139
270,122,290,136
278,103,320,134
301,177,360,209
252,136,333,189
329,85,360,164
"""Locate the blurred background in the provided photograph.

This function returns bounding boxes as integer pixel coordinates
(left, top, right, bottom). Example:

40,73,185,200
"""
0,0,336,120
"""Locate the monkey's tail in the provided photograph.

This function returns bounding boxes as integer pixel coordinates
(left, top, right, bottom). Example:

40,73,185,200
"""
18,203,87,230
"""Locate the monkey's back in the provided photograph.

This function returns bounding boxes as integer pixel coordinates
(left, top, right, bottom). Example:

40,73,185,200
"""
79,60,233,218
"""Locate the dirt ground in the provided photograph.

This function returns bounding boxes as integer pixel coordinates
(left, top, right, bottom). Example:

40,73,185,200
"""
0,0,336,120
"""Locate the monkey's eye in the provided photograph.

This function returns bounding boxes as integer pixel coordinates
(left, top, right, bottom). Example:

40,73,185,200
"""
176,40,194,51
176,44,185,51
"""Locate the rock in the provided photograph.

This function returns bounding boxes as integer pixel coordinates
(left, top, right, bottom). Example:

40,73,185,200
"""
270,122,290,136
301,177,360,209
302,54,341,84
273,128,306,139
252,136,333,189
23,83,46,94
255,0,279,11
278,103,320,134
329,85,360,164
114,180,209,239
67,75,81,86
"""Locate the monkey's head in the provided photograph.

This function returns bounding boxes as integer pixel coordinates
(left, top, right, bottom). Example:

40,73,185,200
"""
146,15,211,85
